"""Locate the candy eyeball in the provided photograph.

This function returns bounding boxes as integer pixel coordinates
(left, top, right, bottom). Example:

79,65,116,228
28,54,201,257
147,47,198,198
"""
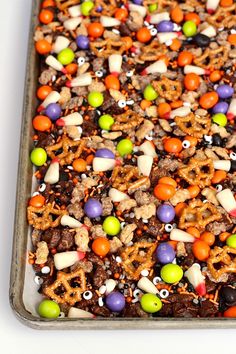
230,152,236,161
165,224,173,232
118,99,126,108
77,56,86,66
34,276,43,285
182,140,191,149
159,289,169,299
216,184,223,192
204,135,213,144
150,28,157,36
58,312,65,318
83,290,93,300
39,183,46,192
153,276,161,285
133,289,143,298
126,70,133,77
95,70,103,78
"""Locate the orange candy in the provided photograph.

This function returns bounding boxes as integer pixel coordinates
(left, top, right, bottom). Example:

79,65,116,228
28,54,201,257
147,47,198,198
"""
72,158,87,172
170,6,184,23
41,0,56,7
37,85,52,100
136,27,152,43
187,185,200,198
209,70,222,82
170,38,182,51
220,0,233,6
192,240,210,261
184,135,198,147
224,306,236,318
87,22,104,38
200,232,215,246
187,227,200,239
199,92,219,109
170,100,183,109
228,34,236,46
157,102,171,118
140,99,152,110
104,74,120,90
65,63,78,75
185,13,201,25
39,9,54,24
33,115,52,131
177,51,193,67
211,170,227,184
184,73,200,91
92,237,110,257
158,177,177,188
154,183,176,201
114,8,128,21
175,202,187,217
29,195,45,208
164,138,182,153
35,39,52,55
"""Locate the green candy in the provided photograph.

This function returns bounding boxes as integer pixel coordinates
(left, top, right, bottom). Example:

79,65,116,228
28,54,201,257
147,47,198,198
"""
87,91,104,107
98,114,114,131
212,113,227,127
80,1,94,16
182,20,197,37
57,48,75,65
30,147,47,166
117,139,133,157
143,84,158,101
160,263,183,284
149,3,158,12
37,299,60,319
226,234,236,248
103,216,121,236
140,293,162,313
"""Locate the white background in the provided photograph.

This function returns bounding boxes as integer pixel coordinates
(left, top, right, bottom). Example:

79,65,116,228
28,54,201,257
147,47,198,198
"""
0,1,235,353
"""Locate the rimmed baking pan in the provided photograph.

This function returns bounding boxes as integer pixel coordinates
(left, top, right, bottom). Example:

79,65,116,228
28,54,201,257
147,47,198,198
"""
9,0,236,329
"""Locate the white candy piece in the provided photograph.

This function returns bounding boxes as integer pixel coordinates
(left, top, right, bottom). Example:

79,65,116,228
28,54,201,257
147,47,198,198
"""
157,32,178,44
141,60,167,75
56,112,83,127
105,279,117,294
206,0,220,13
184,264,206,296
64,17,82,30
137,155,153,177
52,36,70,54
169,106,191,119
54,251,84,270
137,277,158,294
139,141,157,157
68,5,81,17
44,158,60,184
100,16,121,27
128,4,147,18
108,188,129,202
184,65,209,75
108,54,122,75
201,25,216,38
68,307,94,318
45,55,66,73
227,98,236,120
60,215,82,228
93,157,116,172
66,73,92,87
170,229,195,242
38,91,61,111
213,160,231,172
147,12,170,24
216,189,236,217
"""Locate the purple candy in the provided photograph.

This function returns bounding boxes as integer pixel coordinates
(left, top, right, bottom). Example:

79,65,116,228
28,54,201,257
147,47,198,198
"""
155,243,175,264
84,198,103,218
95,5,103,12
95,148,115,159
216,85,234,99
212,101,229,114
157,20,174,33
45,103,61,120
156,204,175,223
76,35,89,50
106,292,125,312
132,0,143,4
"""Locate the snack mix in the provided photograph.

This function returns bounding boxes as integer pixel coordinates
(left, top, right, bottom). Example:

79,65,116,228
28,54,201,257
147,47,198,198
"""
28,0,236,319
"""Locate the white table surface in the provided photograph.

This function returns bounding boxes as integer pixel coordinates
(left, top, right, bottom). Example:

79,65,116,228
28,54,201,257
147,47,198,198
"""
0,1,235,353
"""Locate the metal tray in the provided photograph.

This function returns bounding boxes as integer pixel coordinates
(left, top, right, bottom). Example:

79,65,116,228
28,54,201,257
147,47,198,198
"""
9,0,236,329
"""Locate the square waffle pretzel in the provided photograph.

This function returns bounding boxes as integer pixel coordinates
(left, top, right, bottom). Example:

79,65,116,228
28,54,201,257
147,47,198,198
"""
207,4,236,28
111,165,150,194
193,46,229,70
139,40,168,62
46,135,86,166
27,203,68,230
111,110,144,132
174,113,211,138
152,77,182,101
121,242,157,280
179,199,221,230
178,158,214,188
43,269,87,305
55,0,80,11
207,246,236,282
90,39,127,58
91,0,117,17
